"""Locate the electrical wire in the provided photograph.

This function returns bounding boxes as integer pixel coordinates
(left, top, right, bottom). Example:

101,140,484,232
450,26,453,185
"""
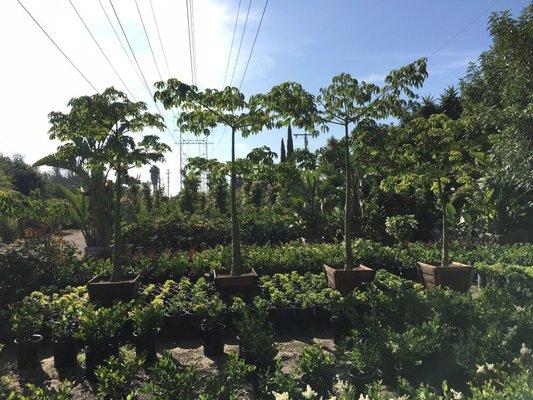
108,0,175,141
223,0,242,88
238,0,268,90
134,0,163,82
15,0,98,92
229,0,252,87
149,0,172,78
185,0,197,84
68,0,135,100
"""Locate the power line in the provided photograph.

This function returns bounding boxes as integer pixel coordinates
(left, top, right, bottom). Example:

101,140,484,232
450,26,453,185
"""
223,0,242,88
67,0,135,100
134,0,163,82
108,0,174,142
428,0,502,60
149,0,172,78
15,0,98,92
238,0,268,90
185,0,197,84
422,0,502,93
98,0,145,89
229,0,252,86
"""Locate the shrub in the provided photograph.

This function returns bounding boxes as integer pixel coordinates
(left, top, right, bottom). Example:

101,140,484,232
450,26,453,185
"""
385,214,418,244
143,351,200,400
95,351,142,400
297,344,336,396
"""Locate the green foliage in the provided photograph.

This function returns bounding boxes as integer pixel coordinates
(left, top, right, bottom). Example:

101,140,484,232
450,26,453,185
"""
10,291,48,340
142,351,199,400
297,344,336,396
192,292,226,330
95,352,142,400
76,303,127,345
129,302,165,336
385,214,418,244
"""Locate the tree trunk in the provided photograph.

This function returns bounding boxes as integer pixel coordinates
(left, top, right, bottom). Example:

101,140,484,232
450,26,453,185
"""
111,168,123,281
352,171,362,237
88,172,109,247
344,122,354,270
438,181,449,267
230,127,243,276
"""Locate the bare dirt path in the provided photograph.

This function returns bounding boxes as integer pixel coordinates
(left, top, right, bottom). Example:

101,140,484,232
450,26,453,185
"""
59,229,86,259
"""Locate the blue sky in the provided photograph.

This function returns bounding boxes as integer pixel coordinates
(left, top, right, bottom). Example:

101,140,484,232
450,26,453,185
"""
0,0,529,194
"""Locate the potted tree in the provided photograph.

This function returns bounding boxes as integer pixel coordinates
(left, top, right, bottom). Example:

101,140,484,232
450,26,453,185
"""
384,114,477,291
65,89,168,304
193,294,227,357
130,302,165,364
11,296,45,370
155,82,272,299
266,61,428,292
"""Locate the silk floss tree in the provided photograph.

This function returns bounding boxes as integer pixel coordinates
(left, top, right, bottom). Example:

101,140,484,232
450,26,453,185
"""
155,81,272,298
57,88,169,304
267,60,428,292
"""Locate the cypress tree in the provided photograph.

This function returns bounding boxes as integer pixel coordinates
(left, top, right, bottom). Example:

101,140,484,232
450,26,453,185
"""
287,124,294,158
280,139,286,162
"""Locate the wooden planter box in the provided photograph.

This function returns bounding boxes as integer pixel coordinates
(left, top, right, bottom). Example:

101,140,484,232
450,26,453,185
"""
418,262,475,292
213,269,258,301
87,274,141,306
323,264,376,293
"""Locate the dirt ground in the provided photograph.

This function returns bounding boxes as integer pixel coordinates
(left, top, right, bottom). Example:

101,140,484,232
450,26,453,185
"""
0,330,335,399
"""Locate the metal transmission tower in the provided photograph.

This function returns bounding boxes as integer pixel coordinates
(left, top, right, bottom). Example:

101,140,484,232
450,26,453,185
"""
175,122,212,191
294,131,310,151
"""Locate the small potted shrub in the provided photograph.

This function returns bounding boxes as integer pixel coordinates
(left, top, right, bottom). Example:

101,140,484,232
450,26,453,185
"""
11,295,45,370
233,298,278,371
77,303,126,379
297,344,336,397
48,291,85,369
130,302,165,364
194,294,227,357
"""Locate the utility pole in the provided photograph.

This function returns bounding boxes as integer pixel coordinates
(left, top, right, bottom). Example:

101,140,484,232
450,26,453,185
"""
166,169,170,197
294,131,309,151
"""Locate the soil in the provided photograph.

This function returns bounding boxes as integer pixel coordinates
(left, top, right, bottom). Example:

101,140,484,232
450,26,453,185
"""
58,229,86,260
0,330,335,399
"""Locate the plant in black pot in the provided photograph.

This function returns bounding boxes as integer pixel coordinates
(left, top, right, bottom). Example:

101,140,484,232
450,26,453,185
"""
47,291,85,369
129,302,165,365
233,298,278,372
76,302,126,379
10,295,45,370
193,294,227,357
297,344,336,397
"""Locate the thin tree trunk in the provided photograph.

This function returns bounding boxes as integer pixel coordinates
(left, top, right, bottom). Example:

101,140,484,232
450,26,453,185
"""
111,168,123,281
230,127,243,276
88,172,109,248
352,171,362,237
438,180,449,267
344,122,354,270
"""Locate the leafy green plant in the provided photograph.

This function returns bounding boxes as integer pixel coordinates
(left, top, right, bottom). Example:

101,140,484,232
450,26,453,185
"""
76,303,127,345
129,303,165,337
95,352,142,400
192,293,226,331
297,344,335,396
142,351,199,400
10,292,49,341
385,214,418,244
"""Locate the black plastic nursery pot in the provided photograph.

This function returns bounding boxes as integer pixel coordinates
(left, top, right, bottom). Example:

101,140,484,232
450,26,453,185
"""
202,325,225,357
15,334,43,370
331,314,351,345
134,332,157,365
164,311,199,341
268,307,294,334
53,338,78,369
85,342,119,379
87,274,141,306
